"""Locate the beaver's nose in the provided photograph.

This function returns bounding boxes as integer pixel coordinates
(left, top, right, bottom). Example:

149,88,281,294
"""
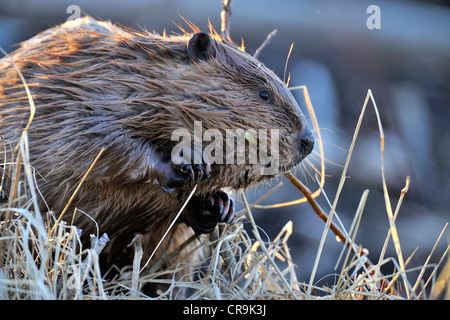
297,130,314,157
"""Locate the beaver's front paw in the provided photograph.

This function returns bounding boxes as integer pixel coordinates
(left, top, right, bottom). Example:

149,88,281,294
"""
154,146,211,192
181,190,235,234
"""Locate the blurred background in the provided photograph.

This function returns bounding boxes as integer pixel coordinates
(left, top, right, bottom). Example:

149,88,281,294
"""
1,0,449,296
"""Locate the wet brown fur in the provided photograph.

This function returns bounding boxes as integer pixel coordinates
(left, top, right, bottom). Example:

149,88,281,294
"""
0,17,312,278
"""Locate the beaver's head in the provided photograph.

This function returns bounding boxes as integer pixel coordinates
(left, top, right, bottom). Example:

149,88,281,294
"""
147,31,315,189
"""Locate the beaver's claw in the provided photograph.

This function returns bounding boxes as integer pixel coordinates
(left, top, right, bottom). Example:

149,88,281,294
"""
181,190,235,234
170,145,210,186
155,146,211,192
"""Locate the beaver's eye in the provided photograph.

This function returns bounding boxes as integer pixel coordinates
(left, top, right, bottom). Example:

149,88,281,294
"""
259,90,271,102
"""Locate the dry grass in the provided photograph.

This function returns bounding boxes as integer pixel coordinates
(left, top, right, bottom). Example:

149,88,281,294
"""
0,83,448,300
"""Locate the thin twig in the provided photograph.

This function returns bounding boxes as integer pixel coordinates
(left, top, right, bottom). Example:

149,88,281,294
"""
51,148,105,235
283,43,294,84
285,172,367,259
139,184,198,273
253,29,277,59
220,0,232,40
378,176,410,265
368,89,409,297
130,234,143,297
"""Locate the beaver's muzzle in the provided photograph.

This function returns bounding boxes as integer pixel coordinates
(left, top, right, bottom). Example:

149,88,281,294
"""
296,129,315,159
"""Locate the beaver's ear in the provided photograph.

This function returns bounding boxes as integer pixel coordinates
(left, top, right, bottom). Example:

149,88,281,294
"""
187,32,216,62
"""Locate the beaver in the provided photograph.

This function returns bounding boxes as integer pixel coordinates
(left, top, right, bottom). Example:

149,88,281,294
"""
0,17,314,286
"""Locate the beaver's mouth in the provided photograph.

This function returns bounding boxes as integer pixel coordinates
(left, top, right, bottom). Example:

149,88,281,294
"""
238,152,312,186
207,128,315,189
275,129,315,173
276,154,308,175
